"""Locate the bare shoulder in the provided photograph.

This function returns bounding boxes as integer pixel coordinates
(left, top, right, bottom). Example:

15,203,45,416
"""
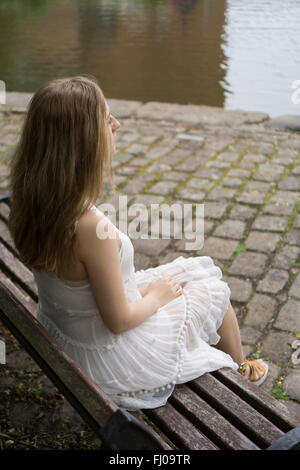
76,207,119,262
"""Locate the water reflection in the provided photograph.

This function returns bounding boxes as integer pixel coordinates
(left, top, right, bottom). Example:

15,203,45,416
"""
0,0,298,116
0,0,227,108
170,0,197,15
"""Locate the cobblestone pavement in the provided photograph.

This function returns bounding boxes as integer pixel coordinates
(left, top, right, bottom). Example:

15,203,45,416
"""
0,93,299,449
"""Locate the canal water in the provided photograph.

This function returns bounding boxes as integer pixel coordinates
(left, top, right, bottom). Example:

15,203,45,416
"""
0,0,299,117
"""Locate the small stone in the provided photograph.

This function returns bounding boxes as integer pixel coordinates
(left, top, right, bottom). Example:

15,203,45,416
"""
269,190,300,205
262,204,294,216
293,215,300,228
122,180,147,194
132,238,171,257
244,294,277,329
187,178,214,191
290,272,300,299
222,276,253,302
240,326,262,345
227,168,251,178
243,153,266,163
283,370,300,402
221,177,243,188
163,171,191,182
216,151,239,162
146,146,170,160
253,164,284,182
131,195,165,206
274,299,300,331
206,187,237,201
236,191,266,205
204,202,228,219
257,269,289,294
249,142,274,155
245,231,280,253
244,181,271,193
228,252,268,278
272,246,300,270
199,237,238,260
283,230,300,246
176,188,206,201
252,216,288,232
194,168,222,180
278,177,300,191
149,180,178,195
127,143,149,155
261,331,295,363
229,204,257,221
213,220,246,239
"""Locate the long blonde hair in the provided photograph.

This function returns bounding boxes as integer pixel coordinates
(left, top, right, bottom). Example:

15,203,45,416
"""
8,75,115,278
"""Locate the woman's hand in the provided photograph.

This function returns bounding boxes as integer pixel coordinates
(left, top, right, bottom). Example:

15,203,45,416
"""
137,284,149,297
144,276,183,308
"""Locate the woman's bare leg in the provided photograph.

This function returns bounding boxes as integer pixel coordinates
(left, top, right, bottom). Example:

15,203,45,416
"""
215,302,244,365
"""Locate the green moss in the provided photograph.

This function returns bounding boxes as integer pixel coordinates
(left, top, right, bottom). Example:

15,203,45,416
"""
270,380,290,401
234,244,246,255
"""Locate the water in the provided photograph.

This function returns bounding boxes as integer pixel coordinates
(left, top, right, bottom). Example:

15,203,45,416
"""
0,0,299,117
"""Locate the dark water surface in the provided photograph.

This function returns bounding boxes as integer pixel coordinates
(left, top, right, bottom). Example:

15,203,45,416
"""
0,0,299,117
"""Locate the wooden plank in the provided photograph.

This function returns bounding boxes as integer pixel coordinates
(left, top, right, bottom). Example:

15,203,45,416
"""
213,368,295,432
0,271,37,317
0,241,37,298
144,402,218,450
0,219,14,247
190,374,284,449
0,278,119,430
169,384,259,450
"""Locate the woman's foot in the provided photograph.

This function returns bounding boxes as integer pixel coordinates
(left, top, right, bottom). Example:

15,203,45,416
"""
237,358,269,386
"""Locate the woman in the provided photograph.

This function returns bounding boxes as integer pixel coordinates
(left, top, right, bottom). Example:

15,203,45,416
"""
8,76,268,410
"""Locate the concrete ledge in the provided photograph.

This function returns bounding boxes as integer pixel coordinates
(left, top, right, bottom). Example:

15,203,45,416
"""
265,115,300,132
136,101,269,126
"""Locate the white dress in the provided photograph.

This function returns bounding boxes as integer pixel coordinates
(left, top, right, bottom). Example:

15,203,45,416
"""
33,205,238,411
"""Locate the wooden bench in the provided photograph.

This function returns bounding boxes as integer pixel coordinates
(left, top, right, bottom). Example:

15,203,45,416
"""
0,195,298,450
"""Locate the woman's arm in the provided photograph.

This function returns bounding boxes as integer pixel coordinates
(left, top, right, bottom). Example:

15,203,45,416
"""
76,211,161,334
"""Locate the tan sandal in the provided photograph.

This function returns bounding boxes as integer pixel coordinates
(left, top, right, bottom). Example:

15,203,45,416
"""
238,358,269,386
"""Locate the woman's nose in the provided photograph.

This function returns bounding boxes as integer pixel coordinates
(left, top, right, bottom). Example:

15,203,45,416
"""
113,116,120,132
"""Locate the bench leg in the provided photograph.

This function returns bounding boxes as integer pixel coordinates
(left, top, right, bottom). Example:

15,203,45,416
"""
100,409,164,450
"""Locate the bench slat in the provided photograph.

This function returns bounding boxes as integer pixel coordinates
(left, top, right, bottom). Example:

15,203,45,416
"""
145,402,218,450
0,241,37,298
190,374,284,448
213,368,294,432
0,219,15,248
0,278,119,431
170,384,259,450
